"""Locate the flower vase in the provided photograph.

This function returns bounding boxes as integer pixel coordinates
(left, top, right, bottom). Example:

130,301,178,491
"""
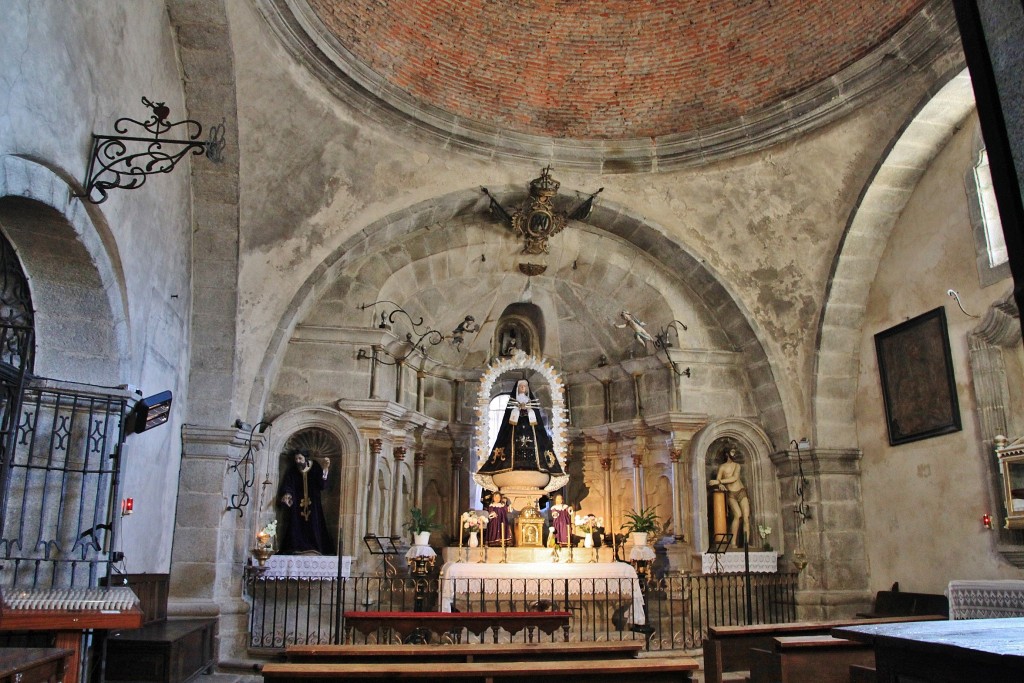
584,532,594,548
413,531,431,546
468,531,479,548
630,532,648,546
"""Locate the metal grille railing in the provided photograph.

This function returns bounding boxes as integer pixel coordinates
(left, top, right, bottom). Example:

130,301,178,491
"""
247,571,798,651
0,382,129,589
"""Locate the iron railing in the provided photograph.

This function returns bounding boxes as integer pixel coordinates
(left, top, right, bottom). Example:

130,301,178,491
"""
247,571,798,651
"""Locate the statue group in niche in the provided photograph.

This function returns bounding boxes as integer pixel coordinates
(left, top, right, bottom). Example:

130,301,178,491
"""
277,451,334,555
476,379,565,480
709,445,751,548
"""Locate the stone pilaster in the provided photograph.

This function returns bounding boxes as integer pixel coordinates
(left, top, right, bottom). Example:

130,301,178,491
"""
771,447,871,619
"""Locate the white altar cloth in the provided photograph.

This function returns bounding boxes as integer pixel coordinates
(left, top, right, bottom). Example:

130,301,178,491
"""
701,551,777,574
438,561,645,622
260,554,351,579
948,580,1024,620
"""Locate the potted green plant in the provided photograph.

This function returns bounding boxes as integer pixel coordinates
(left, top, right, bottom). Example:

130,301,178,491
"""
405,507,439,546
620,506,660,546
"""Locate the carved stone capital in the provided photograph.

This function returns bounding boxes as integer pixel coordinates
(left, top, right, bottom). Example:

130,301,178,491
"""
369,438,383,456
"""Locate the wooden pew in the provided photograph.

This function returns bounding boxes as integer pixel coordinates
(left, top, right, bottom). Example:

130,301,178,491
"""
286,640,643,663
343,610,571,644
747,635,874,683
702,615,943,683
262,656,699,682
856,590,948,619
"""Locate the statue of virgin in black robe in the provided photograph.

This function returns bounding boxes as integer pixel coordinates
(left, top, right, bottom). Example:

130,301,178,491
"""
477,379,565,480
278,452,334,555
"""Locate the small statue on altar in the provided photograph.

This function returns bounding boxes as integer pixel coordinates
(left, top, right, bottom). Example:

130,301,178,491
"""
278,451,333,555
549,493,573,546
709,446,750,548
485,491,514,546
476,379,565,480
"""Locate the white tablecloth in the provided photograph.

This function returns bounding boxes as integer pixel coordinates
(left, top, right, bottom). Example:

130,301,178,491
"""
260,554,351,579
406,545,436,560
701,551,777,574
438,561,645,622
948,580,1024,620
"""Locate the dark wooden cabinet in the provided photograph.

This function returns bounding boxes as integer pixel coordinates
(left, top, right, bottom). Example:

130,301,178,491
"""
0,648,72,683
105,618,216,683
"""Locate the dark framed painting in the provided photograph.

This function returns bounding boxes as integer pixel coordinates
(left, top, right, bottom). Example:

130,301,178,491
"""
874,307,961,446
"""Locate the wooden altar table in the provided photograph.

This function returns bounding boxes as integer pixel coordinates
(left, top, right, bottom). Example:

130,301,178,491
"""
438,561,645,623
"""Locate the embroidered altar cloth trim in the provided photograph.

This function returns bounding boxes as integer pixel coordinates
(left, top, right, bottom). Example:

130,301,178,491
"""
438,561,645,622
948,580,1024,620
701,551,778,574
405,545,437,560
261,554,351,579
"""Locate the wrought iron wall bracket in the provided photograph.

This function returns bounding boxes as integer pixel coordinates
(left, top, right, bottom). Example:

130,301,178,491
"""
79,97,225,204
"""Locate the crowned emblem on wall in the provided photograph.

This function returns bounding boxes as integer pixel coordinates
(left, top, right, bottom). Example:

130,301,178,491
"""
482,167,603,261
511,167,566,255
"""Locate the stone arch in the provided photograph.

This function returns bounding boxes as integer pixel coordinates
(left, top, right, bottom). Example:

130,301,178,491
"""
813,68,976,449
0,156,129,384
260,405,363,558
689,418,780,554
248,189,790,447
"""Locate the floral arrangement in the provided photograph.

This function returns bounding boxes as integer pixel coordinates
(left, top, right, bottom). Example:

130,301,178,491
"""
461,511,489,531
256,520,277,550
574,514,604,533
758,524,773,551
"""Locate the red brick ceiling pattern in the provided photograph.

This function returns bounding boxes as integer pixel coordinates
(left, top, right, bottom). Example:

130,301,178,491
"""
307,0,925,140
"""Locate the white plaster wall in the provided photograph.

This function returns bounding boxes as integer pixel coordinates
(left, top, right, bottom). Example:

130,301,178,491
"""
856,118,1024,593
0,1,193,573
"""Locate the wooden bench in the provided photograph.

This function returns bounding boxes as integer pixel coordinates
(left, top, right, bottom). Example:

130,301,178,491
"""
262,656,699,682
343,611,571,644
856,590,949,618
286,640,643,663
702,615,944,683
747,635,874,683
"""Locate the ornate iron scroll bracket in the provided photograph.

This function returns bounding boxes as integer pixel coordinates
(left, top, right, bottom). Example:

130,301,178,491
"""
80,97,226,204
227,420,271,516
356,301,479,365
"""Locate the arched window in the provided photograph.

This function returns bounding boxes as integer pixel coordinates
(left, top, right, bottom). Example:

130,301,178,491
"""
967,138,1011,286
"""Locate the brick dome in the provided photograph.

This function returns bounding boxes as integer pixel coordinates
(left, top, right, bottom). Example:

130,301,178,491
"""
306,0,925,140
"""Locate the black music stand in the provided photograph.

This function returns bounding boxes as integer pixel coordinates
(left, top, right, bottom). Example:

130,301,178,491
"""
363,535,402,577
709,533,733,574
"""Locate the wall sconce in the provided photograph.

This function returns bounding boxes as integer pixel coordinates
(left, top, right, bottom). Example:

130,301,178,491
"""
80,97,226,204
121,498,134,517
356,301,478,365
982,513,993,529
226,420,271,516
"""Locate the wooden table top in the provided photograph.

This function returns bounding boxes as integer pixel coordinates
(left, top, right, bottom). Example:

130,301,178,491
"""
834,617,1024,659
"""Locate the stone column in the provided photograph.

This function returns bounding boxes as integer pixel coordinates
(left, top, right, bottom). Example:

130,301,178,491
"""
602,380,613,423
450,449,465,533
413,451,426,508
631,373,644,418
669,447,685,540
416,370,425,413
395,358,406,404
368,345,382,399
601,457,613,525
631,451,646,511
390,446,407,536
364,438,383,537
